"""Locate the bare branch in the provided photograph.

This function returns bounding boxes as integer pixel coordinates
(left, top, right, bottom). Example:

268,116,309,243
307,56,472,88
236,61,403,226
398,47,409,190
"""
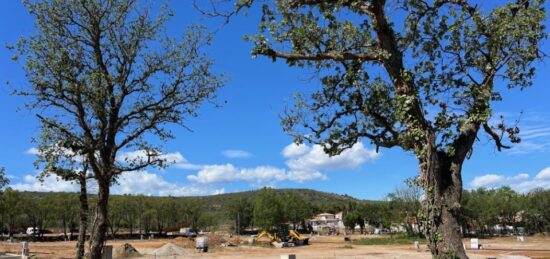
483,123,511,152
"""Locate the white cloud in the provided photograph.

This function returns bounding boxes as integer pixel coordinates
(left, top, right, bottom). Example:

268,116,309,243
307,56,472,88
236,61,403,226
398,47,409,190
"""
469,167,550,192
25,147,39,155
25,146,84,162
222,150,253,159
282,144,310,158
186,164,309,184
470,174,505,189
286,170,328,182
535,167,550,180
284,142,380,172
187,164,238,184
187,142,377,184
10,171,220,197
11,174,81,193
112,171,220,196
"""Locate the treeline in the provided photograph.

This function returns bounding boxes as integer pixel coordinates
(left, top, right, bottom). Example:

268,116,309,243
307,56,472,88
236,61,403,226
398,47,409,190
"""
0,187,353,238
461,187,550,236
1,186,550,239
0,189,211,238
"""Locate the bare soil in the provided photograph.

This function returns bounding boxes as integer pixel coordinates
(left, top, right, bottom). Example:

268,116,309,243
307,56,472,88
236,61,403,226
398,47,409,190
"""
1,234,549,259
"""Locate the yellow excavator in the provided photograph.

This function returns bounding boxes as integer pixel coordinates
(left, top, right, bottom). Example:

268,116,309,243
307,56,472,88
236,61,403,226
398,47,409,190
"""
256,230,277,241
289,230,309,245
255,229,309,247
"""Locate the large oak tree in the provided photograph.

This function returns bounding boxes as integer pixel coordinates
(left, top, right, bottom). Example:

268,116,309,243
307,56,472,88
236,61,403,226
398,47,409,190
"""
13,0,224,258
202,0,546,257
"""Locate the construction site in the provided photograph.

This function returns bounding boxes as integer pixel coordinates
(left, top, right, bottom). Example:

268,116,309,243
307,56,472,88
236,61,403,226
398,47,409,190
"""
2,233,550,259
1,0,550,258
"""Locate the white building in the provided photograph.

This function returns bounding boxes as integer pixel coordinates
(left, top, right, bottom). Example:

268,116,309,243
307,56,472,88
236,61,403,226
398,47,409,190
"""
307,212,344,233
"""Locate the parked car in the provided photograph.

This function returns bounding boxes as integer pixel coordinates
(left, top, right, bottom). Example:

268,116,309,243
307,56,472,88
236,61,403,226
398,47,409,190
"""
373,228,390,235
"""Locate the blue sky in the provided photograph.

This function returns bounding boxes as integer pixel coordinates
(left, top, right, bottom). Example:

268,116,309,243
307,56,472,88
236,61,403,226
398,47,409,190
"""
0,1,549,200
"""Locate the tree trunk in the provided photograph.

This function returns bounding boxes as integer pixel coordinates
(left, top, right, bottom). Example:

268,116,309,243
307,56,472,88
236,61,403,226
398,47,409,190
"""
89,178,110,259
76,175,89,259
420,147,467,259
63,218,67,240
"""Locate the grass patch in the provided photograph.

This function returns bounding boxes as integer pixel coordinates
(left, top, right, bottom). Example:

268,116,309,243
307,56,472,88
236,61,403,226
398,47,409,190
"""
352,234,426,246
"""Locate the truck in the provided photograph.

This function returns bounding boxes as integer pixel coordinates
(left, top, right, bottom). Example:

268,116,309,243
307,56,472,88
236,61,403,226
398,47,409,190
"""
167,227,197,238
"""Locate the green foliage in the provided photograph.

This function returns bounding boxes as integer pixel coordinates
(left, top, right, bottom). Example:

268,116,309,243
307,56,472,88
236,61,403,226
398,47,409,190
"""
523,188,550,233
388,180,422,235
0,188,25,236
0,167,9,190
240,0,547,158
253,187,284,231
11,1,224,253
227,197,254,234
13,0,225,181
343,210,361,230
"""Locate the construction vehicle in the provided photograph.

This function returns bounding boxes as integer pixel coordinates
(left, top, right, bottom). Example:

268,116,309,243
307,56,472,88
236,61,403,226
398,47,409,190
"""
255,228,309,248
289,230,309,245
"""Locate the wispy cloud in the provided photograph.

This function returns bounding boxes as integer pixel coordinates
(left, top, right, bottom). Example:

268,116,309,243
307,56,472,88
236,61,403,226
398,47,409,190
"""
222,149,253,159
490,111,550,155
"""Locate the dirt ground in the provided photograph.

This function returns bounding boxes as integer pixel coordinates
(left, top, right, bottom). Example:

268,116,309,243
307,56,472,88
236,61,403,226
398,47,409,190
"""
1,234,550,259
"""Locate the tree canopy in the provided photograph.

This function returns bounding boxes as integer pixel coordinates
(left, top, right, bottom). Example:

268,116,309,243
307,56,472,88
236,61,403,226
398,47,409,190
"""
12,0,225,257
198,0,546,257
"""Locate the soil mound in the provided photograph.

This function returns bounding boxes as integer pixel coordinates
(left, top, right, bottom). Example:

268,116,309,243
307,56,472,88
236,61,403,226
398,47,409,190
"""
151,243,191,256
114,243,140,258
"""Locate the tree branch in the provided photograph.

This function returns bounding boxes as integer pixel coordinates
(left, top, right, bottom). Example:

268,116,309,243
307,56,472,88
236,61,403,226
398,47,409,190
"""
483,123,511,151
261,49,382,63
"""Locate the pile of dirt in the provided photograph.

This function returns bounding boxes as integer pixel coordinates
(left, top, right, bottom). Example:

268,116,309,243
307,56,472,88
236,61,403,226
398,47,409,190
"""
173,237,196,248
151,243,191,256
207,233,227,247
114,243,140,258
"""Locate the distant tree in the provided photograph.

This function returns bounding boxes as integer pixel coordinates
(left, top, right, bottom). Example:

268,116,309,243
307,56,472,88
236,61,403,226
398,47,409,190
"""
343,210,360,233
1,188,23,238
108,196,125,239
53,193,79,240
120,195,139,236
163,197,180,230
525,188,550,233
180,199,203,230
227,197,253,234
361,202,393,230
253,187,284,231
13,0,224,257
281,191,313,230
492,187,522,231
0,167,8,190
461,187,526,237
388,178,422,236
204,0,546,257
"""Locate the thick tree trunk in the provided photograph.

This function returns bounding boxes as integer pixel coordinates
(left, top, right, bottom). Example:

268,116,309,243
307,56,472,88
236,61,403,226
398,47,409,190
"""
89,178,110,259
421,147,467,259
76,175,89,259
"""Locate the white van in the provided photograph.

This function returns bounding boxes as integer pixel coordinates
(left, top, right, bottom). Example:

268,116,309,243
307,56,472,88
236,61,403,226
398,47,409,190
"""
26,227,40,235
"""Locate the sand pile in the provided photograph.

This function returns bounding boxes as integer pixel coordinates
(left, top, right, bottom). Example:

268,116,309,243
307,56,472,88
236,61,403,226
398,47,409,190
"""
114,243,140,258
151,243,191,256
